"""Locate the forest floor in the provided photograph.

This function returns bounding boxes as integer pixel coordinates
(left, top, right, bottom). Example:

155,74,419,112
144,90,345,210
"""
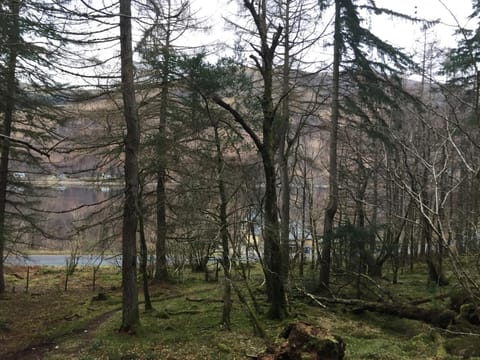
0,262,480,359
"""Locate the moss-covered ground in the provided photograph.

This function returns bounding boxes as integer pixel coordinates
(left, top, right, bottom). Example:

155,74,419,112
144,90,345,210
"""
1,262,480,359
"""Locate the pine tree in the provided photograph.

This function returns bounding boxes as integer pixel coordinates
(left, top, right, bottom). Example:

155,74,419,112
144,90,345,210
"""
0,0,73,293
443,1,480,121
136,0,200,282
319,0,419,291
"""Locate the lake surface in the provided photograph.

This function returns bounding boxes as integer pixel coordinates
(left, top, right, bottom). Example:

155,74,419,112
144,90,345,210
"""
6,254,122,267
12,184,123,247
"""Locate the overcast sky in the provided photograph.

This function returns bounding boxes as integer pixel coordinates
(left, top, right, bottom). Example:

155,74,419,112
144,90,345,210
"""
192,0,473,52
374,0,473,49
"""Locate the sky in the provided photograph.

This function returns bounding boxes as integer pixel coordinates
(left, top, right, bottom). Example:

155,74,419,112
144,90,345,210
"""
192,0,474,52
373,0,473,50
59,0,475,86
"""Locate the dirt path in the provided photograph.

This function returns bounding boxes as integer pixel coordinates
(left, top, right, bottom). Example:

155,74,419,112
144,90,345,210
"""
2,286,216,360
1,308,119,360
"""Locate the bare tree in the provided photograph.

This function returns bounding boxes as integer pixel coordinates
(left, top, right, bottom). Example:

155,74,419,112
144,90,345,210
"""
212,0,287,320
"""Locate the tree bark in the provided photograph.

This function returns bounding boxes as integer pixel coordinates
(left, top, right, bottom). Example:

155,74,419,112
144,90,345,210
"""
0,0,20,294
119,0,140,332
263,152,287,319
279,0,291,291
139,191,153,312
306,295,456,329
213,124,232,330
319,0,341,292
213,0,287,320
155,167,168,281
154,22,171,282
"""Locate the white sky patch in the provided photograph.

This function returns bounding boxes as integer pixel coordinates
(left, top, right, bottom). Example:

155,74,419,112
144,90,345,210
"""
372,0,473,50
54,0,474,87
189,0,473,54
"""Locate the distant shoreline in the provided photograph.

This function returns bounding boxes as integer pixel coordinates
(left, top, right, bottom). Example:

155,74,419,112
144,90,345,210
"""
28,178,123,188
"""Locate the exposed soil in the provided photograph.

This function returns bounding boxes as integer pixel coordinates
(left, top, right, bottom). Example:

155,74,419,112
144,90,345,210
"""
2,309,119,360
0,267,216,360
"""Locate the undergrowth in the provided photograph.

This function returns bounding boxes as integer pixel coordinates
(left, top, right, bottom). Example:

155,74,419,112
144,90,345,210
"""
1,261,480,359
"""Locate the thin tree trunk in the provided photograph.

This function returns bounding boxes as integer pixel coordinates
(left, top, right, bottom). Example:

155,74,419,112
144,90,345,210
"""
319,0,341,292
279,0,291,293
139,192,153,312
0,0,20,294
213,124,232,330
119,0,140,332
309,181,317,270
299,151,308,277
154,21,171,282
155,167,168,280
213,0,287,320
370,149,379,254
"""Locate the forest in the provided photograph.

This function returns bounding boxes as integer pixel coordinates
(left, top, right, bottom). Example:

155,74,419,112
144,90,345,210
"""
1,0,480,359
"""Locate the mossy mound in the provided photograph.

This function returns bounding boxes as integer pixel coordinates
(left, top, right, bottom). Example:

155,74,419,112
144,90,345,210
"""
445,335,480,358
258,321,345,359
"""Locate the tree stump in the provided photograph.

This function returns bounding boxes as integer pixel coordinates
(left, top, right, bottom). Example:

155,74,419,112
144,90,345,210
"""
257,321,345,360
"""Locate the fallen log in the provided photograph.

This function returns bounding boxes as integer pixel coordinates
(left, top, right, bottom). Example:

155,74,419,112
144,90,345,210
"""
185,297,224,303
306,295,456,329
409,293,450,306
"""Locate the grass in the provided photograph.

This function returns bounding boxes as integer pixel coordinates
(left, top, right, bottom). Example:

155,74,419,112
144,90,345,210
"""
1,262,480,359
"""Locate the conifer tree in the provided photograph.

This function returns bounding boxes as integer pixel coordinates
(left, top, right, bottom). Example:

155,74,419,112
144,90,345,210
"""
319,0,419,290
0,0,72,293
443,0,480,120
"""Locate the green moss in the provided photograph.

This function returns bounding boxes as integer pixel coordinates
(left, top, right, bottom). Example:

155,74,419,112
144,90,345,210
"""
350,311,426,339
5,262,478,360
444,334,480,358
217,343,232,353
154,310,170,319
344,336,406,359
407,332,434,353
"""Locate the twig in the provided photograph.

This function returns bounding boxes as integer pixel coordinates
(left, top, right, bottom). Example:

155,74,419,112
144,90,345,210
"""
0,133,51,157
295,286,327,308
430,327,480,337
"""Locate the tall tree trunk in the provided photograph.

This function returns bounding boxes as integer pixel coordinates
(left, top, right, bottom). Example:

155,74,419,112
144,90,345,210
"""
370,148,379,254
0,0,20,294
214,0,287,319
213,125,232,330
319,0,341,292
263,152,287,319
119,0,140,332
154,18,171,282
279,0,291,294
299,148,308,277
259,0,287,317
155,166,168,280
243,0,287,319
